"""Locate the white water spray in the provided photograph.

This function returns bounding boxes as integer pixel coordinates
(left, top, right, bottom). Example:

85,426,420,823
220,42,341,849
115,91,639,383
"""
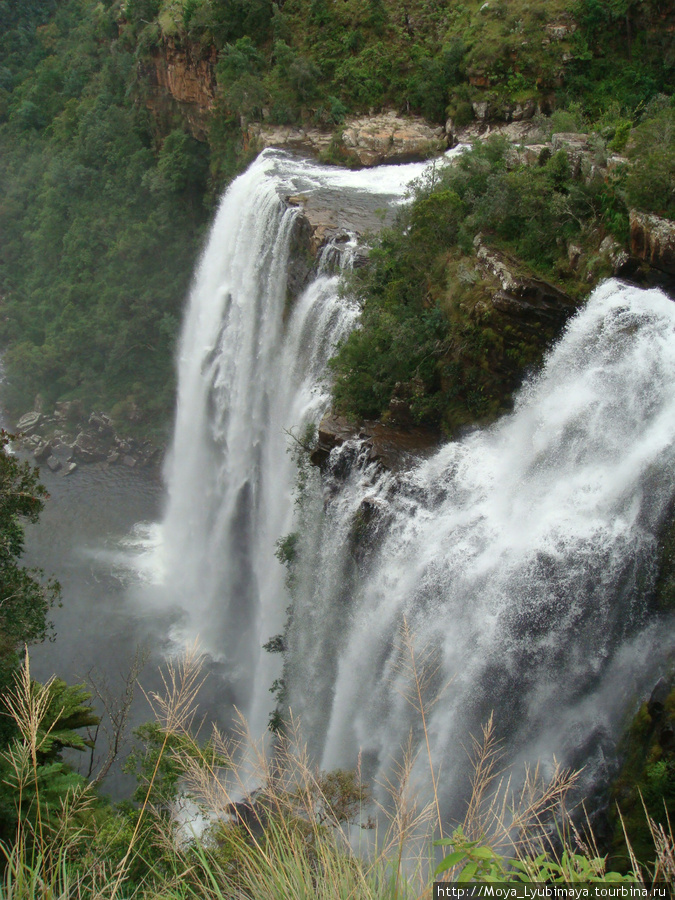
285,279,675,812
160,149,439,733
159,147,675,809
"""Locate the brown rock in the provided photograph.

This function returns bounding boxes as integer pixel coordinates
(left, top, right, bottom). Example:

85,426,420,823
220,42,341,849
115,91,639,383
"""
312,414,440,471
251,111,446,167
142,38,217,141
476,243,576,327
630,210,675,276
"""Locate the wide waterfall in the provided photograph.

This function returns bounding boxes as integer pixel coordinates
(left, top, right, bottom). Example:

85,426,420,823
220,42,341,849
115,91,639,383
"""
285,278,675,814
160,149,675,814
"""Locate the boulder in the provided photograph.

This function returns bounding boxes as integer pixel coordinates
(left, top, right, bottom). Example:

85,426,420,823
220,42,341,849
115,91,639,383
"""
599,235,630,274
46,456,62,473
630,210,675,276
88,411,114,436
72,431,109,463
33,440,53,462
16,411,42,435
475,241,576,327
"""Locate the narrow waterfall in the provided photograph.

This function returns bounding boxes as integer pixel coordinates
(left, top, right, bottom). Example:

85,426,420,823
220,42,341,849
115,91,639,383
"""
160,149,435,734
161,148,675,813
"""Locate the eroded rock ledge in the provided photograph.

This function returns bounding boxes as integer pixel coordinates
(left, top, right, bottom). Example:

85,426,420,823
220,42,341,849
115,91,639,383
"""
630,211,675,277
249,111,447,167
311,415,440,472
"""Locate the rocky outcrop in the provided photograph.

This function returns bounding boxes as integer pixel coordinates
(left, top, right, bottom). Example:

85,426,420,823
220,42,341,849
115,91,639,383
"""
311,415,440,472
630,210,675,276
249,111,447,166
15,408,161,473
474,239,577,328
341,112,446,165
143,38,217,141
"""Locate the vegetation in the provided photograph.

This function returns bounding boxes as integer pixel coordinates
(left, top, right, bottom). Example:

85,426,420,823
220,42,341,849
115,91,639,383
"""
329,129,627,432
0,645,673,899
0,435,60,732
607,685,675,872
0,436,102,843
0,0,211,435
0,0,672,432
0,1,674,891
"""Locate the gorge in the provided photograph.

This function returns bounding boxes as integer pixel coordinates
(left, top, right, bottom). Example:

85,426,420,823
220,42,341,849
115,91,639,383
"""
26,147,675,833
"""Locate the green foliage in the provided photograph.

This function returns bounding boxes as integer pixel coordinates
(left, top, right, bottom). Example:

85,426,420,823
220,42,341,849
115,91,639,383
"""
0,663,100,844
329,137,629,432
625,97,675,218
39,679,99,759
0,436,60,714
0,0,211,432
274,533,299,570
436,828,636,883
608,688,675,871
125,720,226,808
0,0,672,433
262,633,286,653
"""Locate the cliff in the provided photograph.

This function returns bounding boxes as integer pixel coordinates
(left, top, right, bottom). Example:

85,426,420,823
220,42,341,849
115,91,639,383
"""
142,38,217,141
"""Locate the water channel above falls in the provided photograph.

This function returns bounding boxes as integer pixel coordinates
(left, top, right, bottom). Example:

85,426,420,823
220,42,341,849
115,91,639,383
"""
20,149,675,817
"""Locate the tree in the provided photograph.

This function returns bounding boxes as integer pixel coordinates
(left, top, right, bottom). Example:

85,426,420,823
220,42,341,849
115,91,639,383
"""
0,431,60,725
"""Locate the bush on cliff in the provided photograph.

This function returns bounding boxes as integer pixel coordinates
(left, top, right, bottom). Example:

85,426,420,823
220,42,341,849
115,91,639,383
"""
329,137,628,434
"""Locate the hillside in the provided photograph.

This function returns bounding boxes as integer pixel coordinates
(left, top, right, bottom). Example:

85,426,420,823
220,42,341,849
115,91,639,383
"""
0,0,673,435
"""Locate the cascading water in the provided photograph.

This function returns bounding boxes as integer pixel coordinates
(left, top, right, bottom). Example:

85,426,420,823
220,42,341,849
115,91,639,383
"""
159,146,675,816
284,278,675,815
160,149,439,734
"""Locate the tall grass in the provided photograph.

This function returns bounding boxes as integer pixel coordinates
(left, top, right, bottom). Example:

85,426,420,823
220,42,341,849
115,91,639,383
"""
0,640,672,899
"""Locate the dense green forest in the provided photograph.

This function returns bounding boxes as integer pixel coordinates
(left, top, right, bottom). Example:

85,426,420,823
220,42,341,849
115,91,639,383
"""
0,0,673,434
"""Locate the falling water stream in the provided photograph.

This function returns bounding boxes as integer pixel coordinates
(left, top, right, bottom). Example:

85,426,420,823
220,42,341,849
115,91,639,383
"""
27,148,675,813
158,148,448,736
155,149,675,815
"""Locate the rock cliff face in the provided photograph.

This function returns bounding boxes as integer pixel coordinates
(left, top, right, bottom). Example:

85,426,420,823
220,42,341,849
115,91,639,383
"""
311,415,440,471
142,38,217,140
249,111,447,166
474,239,577,328
630,210,675,277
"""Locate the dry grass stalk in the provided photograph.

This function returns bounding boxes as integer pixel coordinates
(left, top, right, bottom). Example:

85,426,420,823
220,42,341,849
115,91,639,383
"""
395,617,453,840
108,641,207,900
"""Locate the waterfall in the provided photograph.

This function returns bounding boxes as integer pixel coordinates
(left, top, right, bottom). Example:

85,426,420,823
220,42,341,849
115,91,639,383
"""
160,149,436,734
285,278,675,813
161,146,675,812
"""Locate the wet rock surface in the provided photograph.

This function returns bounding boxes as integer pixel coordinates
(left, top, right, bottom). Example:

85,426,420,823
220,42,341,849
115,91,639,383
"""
311,414,440,472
